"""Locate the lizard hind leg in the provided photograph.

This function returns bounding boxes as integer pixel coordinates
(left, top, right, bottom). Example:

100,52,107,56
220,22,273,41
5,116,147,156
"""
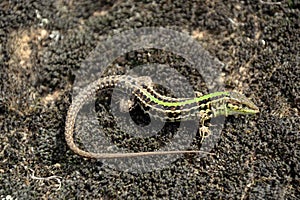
120,75,154,112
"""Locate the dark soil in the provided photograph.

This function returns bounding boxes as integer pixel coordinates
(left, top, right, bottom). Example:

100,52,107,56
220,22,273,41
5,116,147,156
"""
0,0,299,199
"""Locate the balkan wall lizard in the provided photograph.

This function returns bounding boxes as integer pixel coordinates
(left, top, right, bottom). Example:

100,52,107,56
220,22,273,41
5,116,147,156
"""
65,75,259,159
